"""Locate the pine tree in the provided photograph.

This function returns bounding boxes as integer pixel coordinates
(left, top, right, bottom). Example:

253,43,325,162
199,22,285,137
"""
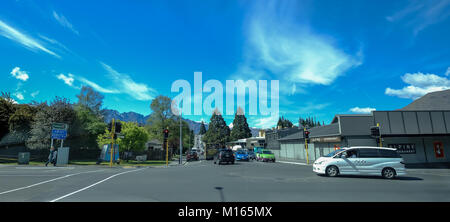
199,121,207,135
203,108,230,148
230,107,252,141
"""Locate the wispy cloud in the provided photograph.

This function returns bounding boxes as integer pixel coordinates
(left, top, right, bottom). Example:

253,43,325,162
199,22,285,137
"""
10,67,29,81
31,90,39,98
0,20,60,58
14,92,24,100
386,0,450,35
385,68,450,99
349,107,376,114
445,67,450,76
250,114,279,129
77,76,119,94
52,11,79,35
236,0,362,95
101,62,156,101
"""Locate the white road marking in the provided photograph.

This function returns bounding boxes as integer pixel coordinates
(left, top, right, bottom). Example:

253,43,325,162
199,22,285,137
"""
0,169,106,195
49,168,146,202
15,167,75,170
277,161,309,166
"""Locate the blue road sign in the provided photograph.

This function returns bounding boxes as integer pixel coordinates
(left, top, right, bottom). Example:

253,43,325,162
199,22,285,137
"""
51,129,67,139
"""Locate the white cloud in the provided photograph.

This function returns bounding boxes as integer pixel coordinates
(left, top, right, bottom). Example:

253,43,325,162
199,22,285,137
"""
53,11,79,35
236,1,362,92
385,70,450,99
77,76,119,94
0,20,60,58
10,67,29,81
445,67,450,76
57,73,75,86
350,107,376,114
101,62,156,101
228,123,234,129
14,92,24,100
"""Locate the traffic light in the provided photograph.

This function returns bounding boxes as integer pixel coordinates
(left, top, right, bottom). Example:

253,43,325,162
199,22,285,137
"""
108,121,122,133
370,126,380,138
303,129,310,139
163,129,169,139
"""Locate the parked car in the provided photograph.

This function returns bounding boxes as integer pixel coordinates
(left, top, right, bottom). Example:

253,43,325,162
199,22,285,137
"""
235,150,249,161
313,147,406,179
256,149,275,162
248,151,256,160
214,149,235,165
186,151,199,161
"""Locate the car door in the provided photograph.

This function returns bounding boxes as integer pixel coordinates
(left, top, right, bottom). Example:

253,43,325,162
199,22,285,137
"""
335,149,361,175
357,148,382,175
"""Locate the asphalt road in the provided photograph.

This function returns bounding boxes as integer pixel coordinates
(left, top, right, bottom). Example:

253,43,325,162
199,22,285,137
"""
0,160,449,202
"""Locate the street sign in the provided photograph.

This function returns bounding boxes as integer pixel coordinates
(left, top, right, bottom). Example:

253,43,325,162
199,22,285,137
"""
51,129,67,139
52,123,68,130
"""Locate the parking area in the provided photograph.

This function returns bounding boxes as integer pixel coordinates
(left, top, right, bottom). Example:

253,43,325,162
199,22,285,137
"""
0,161,449,202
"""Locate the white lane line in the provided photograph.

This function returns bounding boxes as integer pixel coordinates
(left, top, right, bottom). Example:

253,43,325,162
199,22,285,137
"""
49,168,146,202
277,161,309,166
15,167,75,170
0,169,106,196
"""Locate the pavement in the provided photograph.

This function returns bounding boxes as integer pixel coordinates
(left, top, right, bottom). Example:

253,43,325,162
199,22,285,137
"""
0,160,449,202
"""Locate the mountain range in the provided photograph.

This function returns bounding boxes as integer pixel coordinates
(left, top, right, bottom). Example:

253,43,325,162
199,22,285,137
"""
103,109,261,136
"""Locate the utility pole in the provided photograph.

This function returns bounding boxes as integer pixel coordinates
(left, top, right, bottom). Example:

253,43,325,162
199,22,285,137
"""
179,113,182,165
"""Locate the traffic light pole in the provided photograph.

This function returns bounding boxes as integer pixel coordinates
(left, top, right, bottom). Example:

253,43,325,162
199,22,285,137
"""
110,118,115,168
179,114,182,165
304,128,309,165
377,123,382,147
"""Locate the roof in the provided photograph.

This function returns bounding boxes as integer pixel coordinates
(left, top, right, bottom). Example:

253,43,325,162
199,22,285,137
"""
373,110,450,135
401,89,450,111
308,123,340,138
277,131,303,141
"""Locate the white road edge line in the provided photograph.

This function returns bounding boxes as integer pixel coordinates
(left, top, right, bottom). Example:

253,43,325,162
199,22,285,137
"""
49,168,146,202
0,169,106,196
277,161,309,166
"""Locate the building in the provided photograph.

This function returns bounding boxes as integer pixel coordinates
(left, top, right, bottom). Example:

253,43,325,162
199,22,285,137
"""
146,139,163,150
273,111,450,166
226,137,266,150
264,127,301,150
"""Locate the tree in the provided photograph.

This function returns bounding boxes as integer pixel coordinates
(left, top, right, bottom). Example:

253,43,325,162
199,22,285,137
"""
8,104,37,132
76,86,104,116
299,116,322,128
119,121,149,153
199,121,207,135
203,109,230,148
26,97,77,149
72,87,107,149
0,92,17,138
277,116,293,129
230,107,252,141
145,95,192,154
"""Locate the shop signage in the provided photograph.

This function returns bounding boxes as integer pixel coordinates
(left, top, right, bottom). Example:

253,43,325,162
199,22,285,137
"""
387,144,416,154
310,136,341,143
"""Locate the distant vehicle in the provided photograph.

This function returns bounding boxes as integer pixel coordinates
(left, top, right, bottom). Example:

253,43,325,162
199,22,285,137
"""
313,147,406,179
253,147,264,154
232,145,242,151
248,150,256,160
206,148,219,160
186,151,199,161
256,149,275,162
214,149,235,165
235,150,249,161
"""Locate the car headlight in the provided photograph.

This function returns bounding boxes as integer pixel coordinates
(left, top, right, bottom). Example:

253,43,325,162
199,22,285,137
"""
315,161,324,165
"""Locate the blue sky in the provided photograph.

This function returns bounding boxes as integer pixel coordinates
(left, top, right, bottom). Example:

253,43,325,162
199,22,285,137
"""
1,0,450,129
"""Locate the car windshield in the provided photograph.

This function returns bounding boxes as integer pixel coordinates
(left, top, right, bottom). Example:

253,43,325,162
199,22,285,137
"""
324,149,344,157
262,151,272,154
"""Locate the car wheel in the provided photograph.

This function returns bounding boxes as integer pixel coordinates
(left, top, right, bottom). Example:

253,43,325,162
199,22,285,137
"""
382,168,396,179
325,166,339,177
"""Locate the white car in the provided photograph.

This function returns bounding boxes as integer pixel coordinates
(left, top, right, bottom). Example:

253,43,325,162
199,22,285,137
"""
313,147,406,179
